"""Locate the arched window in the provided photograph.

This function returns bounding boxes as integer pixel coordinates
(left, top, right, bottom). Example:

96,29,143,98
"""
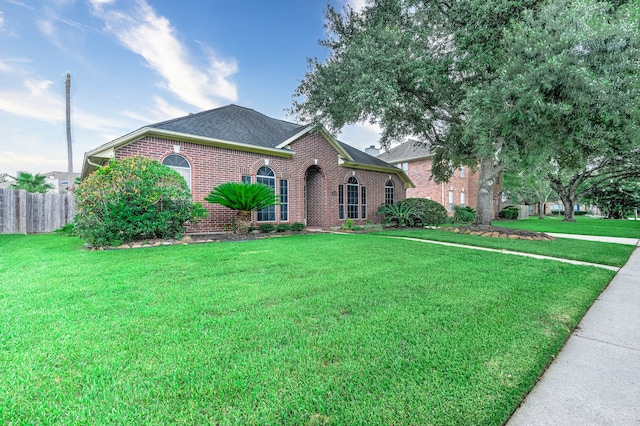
257,166,276,221
385,179,394,205
347,177,359,219
162,154,191,189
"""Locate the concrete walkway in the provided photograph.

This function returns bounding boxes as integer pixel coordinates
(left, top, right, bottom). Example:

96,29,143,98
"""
547,233,639,246
506,240,640,425
385,236,621,271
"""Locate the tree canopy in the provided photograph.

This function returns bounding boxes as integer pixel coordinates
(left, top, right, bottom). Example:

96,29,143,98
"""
293,0,640,224
468,0,640,220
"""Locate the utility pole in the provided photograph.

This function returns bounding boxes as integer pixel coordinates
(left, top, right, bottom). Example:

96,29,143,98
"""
65,73,73,192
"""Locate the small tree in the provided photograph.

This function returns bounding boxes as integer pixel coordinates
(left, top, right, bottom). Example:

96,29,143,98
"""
205,182,278,235
9,172,54,193
74,156,207,247
377,202,420,227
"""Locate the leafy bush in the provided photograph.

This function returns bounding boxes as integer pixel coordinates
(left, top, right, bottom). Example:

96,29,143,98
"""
276,223,291,232
54,223,75,236
74,156,207,247
377,202,420,227
400,198,448,226
453,205,475,223
260,223,276,233
341,218,354,230
291,222,305,231
499,207,520,220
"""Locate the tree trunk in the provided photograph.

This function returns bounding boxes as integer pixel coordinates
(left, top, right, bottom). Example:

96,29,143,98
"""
547,173,579,222
538,200,545,219
235,210,252,235
473,157,498,226
65,74,74,192
561,197,576,222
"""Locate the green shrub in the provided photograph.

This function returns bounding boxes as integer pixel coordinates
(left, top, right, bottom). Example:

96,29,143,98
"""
453,205,475,223
74,156,207,247
276,223,291,232
260,223,276,233
377,202,420,227
499,207,520,220
341,218,354,230
54,223,75,236
400,198,448,226
291,222,305,231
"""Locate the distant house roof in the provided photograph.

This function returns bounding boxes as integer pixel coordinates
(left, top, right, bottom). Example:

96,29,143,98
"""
82,104,413,187
377,140,433,164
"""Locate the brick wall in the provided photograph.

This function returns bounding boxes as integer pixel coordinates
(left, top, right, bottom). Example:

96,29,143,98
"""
404,158,480,214
115,132,405,232
399,157,504,218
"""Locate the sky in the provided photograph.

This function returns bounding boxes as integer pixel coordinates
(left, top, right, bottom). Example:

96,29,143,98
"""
0,0,379,177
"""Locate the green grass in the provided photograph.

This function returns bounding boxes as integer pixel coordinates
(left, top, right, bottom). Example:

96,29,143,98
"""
375,229,634,267
495,216,640,238
0,233,618,425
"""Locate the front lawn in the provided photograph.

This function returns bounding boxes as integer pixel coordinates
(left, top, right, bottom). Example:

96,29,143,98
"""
0,233,616,424
495,216,640,238
375,228,634,267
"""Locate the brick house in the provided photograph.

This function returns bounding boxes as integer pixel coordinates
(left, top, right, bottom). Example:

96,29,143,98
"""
81,105,413,232
376,140,502,218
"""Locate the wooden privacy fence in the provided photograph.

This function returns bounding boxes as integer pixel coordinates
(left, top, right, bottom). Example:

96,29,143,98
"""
0,188,75,234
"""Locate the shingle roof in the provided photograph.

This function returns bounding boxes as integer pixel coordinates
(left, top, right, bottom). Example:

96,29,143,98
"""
338,141,398,169
150,104,306,148
151,105,390,168
83,104,409,182
376,140,432,163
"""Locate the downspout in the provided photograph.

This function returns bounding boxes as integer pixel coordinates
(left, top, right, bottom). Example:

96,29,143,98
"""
441,182,445,206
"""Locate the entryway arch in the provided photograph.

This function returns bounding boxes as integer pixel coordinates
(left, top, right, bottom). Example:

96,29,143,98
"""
304,165,326,227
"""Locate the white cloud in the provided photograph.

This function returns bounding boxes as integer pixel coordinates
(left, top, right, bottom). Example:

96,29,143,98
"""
0,150,66,174
90,0,238,110
37,18,55,36
0,78,130,133
0,11,5,29
122,96,188,124
0,78,62,122
344,0,368,12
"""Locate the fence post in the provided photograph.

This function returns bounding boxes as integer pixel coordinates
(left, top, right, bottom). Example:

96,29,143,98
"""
19,189,27,234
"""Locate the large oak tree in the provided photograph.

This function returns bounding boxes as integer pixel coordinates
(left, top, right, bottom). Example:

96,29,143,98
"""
292,0,639,224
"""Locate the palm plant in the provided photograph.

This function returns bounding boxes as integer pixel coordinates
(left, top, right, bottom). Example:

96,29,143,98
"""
377,202,420,227
205,182,278,234
9,172,54,193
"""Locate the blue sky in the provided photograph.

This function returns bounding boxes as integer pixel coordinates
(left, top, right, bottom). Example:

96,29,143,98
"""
0,0,379,176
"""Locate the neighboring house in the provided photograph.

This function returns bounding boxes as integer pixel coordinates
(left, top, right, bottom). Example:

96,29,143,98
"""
81,105,413,232
376,140,503,218
42,171,81,194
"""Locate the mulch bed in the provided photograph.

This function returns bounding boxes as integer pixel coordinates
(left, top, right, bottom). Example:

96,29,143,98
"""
443,225,555,241
95,224,553,250
103,231,308,250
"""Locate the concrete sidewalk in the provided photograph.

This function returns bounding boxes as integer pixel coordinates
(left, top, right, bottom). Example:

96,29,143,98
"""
506,244,640,425
547,233,639,246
